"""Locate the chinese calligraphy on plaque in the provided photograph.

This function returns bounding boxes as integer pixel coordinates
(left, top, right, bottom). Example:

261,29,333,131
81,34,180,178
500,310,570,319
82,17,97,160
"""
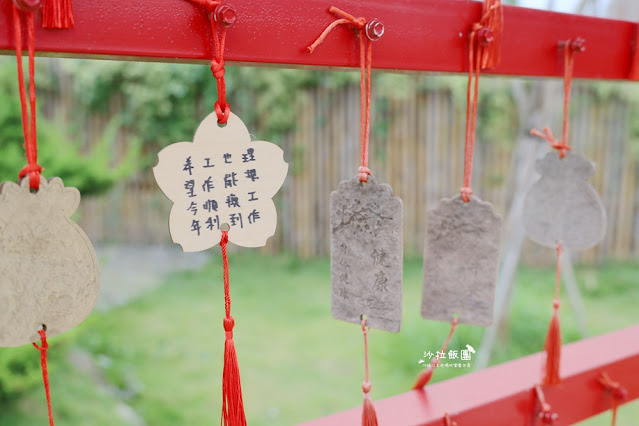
153,112,288,250
330,175,403,333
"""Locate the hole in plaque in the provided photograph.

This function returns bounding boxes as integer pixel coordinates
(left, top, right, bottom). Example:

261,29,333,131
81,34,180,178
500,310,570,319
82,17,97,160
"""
221,223,230,231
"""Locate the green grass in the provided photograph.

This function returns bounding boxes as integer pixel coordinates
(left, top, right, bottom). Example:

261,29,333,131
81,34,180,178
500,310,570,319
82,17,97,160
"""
1,254,637,425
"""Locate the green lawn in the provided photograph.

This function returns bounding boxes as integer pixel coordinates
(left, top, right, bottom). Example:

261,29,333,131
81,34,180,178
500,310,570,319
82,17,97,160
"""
0,254,637,425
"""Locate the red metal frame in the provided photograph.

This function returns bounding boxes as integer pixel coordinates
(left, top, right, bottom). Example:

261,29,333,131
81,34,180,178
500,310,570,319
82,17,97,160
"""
300,325,639,426
0,0,638,79
1,0,638,424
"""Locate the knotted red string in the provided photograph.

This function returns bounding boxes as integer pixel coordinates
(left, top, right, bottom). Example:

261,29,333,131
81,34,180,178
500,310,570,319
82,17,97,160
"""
542,242,562,386
361,318,378,426
307,7,374,183
210,15,230,124
219,230,246,426
535,383,559,424
598,372,628,426
186,0,231,124
531,38,585,158
13,3,42,190
461,0,503,202
412,316,458,389
32,328,54,426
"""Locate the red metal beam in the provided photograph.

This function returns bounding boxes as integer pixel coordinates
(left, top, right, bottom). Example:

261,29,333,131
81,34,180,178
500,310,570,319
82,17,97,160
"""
0,0,637,79
299,324,639,426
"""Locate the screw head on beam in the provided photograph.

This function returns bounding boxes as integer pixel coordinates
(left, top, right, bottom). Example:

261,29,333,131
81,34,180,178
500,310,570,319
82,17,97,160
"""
214,4,237,28
365,19,385,41
477,27,494,46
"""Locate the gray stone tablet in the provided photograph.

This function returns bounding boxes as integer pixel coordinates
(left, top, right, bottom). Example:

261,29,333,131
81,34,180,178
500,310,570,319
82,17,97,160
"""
330,175,403,333
421,195,502,327
0,177,100,347
523,152,606,250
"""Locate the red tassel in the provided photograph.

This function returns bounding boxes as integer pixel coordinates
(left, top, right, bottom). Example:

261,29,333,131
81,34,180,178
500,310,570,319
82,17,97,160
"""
362,382,378,426
542,300,561,386
542,242,563,386
360,319,378,426
221,316,246,426
412,317,457,390
412,367,434,389
219,232,246,426
42,0,74,29
479,0,503,69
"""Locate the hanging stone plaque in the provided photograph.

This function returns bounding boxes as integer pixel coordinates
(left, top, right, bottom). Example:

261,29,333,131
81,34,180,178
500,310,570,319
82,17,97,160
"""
523,151,606,250
330,175,403,333
0,177,100,347
421,195,502,326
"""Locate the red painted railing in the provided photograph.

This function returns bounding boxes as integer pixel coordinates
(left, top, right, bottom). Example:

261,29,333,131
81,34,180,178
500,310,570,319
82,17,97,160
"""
300,325,639,425
0,0,638,79
1,1,638,424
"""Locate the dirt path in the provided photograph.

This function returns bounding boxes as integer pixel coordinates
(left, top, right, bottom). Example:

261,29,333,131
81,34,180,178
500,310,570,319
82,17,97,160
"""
94,245,210,311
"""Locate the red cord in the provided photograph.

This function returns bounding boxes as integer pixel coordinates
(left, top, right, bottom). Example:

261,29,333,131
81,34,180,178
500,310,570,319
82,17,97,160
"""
361,318,371,392
307,7,373,183
13,4,42,190
531,39,583,158
430,317,458,370
598,372,628,426
461,0,503,202
554,242,562,302
185,0,230,124
461,27,480,202
210,16,230,124
412,317,458,389
220,230,231,319
33,329,54,426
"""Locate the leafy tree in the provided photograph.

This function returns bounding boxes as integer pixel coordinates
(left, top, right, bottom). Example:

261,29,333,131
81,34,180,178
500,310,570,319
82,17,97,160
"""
0,59,140,196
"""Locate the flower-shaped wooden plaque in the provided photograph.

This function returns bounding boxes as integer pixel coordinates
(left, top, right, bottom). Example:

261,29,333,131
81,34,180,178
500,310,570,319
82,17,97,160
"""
153,112,288,250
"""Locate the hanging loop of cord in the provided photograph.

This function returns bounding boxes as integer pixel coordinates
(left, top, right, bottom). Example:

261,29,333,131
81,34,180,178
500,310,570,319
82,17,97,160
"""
307,7,382,183
531,38,585,158
13,3,42,190
598,372,627,426
412,316,458,389
460,0,503,202
186,0,236,124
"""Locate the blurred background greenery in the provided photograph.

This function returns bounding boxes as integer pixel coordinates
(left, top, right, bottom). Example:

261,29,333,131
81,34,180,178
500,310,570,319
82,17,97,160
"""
0,255,637,425
1,0,639,424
